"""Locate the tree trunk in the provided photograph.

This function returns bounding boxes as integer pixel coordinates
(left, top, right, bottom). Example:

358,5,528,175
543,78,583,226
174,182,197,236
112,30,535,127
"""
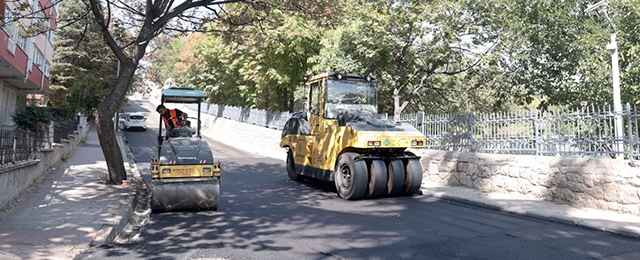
96,109,125,184
394,89,403,121
96,63,137,184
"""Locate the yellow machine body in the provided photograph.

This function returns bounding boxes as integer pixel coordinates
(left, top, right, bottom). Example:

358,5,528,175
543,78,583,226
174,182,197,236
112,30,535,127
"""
280,125,425,173
150,87,222,212
279,73,425,199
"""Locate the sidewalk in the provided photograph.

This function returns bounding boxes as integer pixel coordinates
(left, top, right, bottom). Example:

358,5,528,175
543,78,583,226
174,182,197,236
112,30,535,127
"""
0,126,136,260
196,115,640,238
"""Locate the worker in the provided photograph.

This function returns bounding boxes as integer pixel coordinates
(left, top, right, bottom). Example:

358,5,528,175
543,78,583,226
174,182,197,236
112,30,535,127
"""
156,104,189,132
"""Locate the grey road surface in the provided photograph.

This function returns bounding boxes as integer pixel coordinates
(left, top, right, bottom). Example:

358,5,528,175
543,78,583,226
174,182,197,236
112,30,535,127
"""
79,98,640,260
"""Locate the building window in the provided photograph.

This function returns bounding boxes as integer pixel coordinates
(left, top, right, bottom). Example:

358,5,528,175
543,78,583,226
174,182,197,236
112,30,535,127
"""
33,45,45,70
4,6,17,54
44,60,50,77
45,19,54,43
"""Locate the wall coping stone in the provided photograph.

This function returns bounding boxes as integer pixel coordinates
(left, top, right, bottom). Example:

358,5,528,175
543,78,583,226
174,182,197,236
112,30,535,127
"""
0,160,40,174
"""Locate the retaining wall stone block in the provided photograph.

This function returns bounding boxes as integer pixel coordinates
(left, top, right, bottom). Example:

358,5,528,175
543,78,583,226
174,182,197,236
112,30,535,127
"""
569,182,588,193
603,183,617,202
587,187,605,200
473,178,492,192
558,188,575,203
438,171,450,180
553,174,568,188
456,162,468,172
617,187,640,204
447,175,461,186
438,161,457,173
517,179,533,194
623,205,640,215
603,174,615,184
630,178,640,188
583,174,595,188
608,202,622,212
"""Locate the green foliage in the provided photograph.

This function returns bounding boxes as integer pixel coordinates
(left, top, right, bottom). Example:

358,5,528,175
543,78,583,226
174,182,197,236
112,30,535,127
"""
147,0,640,114
11,107,74,131
149,3,327,111
492,0,640,109
49,0,118,112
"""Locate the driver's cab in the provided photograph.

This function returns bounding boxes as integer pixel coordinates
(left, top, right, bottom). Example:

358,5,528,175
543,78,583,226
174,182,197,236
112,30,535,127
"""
157,87,205,145
305,73,377,166
307,73,377,131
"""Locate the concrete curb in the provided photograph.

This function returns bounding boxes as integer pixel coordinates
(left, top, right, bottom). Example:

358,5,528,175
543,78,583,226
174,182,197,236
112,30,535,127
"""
89,131,143,246
111,131,151,244
420,187,640,238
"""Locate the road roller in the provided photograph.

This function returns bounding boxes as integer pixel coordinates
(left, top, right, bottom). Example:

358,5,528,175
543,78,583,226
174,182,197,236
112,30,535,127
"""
150,87,222,212
280,72,425,200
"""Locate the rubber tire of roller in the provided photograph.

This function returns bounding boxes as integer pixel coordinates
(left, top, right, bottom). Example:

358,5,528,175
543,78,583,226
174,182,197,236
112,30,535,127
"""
402,159,423,195
386,159,405,197
367,160,388,198
335,153,368,200
287,150,304,182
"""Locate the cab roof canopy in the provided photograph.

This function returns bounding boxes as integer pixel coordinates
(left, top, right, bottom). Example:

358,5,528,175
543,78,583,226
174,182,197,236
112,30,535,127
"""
309,72,376,82
161,87,206,104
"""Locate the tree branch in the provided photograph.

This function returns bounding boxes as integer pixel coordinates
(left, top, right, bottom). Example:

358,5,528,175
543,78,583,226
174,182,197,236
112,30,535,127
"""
88,0,131,65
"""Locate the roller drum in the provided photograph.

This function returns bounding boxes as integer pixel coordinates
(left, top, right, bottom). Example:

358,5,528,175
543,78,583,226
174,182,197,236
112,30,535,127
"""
151,178,220,212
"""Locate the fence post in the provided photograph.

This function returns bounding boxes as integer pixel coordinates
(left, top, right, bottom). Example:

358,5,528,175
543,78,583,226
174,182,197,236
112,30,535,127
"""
627,103,633,164
12,132,17,163
416,111,424,132
534,109,539,156
469,111,474,152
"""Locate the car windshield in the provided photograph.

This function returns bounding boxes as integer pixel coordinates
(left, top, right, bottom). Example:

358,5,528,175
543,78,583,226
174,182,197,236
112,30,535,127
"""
130,115,144,120
324,80,377,119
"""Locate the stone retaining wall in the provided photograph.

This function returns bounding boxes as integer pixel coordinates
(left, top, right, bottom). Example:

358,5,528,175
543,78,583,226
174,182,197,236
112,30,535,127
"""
0,122,88,211
414,150,640,214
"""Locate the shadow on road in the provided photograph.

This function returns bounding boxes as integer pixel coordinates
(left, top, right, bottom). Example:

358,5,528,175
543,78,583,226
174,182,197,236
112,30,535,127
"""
85,157,640,260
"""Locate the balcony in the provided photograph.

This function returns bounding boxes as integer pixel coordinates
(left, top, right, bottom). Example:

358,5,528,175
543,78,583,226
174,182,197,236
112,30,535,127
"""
0,28,50,94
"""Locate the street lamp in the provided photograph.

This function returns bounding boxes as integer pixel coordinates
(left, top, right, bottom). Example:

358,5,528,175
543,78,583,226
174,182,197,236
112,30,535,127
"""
585,0,624,158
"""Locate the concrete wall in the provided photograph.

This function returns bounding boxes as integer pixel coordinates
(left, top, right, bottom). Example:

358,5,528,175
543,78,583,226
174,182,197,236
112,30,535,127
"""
0,122,88,211
415,150,640,215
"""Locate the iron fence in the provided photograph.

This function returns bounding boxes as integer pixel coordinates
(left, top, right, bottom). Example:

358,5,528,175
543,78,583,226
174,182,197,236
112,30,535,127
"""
184,103,290,130
187,101,640,162
399,103,640,162
53,119,79,143
0,123,51,166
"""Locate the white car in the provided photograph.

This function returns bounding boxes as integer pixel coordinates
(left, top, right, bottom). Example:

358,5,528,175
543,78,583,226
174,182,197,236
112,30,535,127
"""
124,113,147,131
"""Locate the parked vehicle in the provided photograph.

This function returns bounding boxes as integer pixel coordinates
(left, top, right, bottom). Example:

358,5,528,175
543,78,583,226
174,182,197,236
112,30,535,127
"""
123,113,147,131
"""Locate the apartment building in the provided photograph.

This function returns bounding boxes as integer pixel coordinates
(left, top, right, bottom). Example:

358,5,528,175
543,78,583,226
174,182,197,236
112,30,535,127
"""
0,0,55,127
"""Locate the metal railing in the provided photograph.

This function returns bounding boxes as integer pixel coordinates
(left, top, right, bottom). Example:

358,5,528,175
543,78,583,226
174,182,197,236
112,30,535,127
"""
188,101,640,162
184,103,290,130
0,123,51,166
53,119,79,143
399,103,640,162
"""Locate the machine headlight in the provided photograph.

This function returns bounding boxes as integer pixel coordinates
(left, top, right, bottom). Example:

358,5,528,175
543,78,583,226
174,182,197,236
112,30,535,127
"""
203,167,212,173
367,141,381,146
162,168,171,174
412,141,424,146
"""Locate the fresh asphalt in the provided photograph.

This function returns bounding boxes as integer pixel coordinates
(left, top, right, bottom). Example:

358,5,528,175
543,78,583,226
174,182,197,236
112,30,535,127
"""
79,98,640,260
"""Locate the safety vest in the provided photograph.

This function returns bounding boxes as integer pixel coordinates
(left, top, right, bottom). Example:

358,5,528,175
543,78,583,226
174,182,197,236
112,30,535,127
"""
162,109,182,129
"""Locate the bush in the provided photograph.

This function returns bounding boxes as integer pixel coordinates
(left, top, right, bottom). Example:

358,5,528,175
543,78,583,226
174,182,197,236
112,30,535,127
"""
12,107,75,131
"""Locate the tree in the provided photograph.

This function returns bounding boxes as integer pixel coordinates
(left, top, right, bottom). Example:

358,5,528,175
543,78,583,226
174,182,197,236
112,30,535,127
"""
488,0,640,109
49,0,118,113
82,0,335,184
147,3,329,111
312,0,506,118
